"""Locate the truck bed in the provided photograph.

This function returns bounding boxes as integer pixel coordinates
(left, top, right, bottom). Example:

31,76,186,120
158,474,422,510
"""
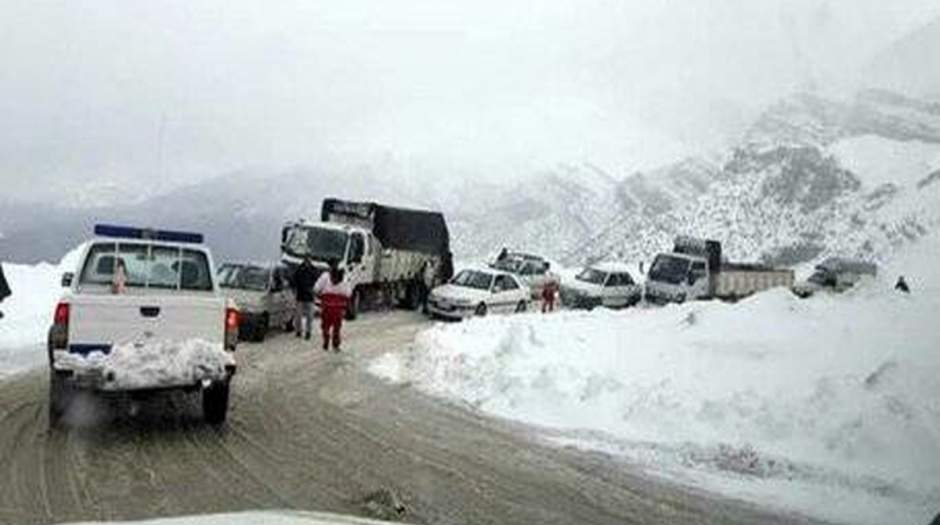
715,269,794,299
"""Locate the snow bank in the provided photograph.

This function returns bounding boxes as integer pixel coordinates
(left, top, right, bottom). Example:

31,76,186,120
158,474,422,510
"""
371,240,940,524
0,244,86,375
56,338,234,390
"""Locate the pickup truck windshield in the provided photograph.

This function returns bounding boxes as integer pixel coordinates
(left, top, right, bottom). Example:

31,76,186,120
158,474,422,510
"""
451,270,494,290
79,242,213,291
648,254,691,285
576,268,607,285
219,265,270,292
284,226,349,263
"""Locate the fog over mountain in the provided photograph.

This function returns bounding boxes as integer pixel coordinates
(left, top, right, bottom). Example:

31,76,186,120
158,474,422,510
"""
2,2,940,265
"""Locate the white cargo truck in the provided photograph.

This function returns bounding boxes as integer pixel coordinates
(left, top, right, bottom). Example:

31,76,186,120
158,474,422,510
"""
644,236,794,304
281,198,452,318
48,225,238,426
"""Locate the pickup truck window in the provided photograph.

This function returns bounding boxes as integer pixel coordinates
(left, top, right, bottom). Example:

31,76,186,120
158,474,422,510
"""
349,234,365,264
78,242,213,291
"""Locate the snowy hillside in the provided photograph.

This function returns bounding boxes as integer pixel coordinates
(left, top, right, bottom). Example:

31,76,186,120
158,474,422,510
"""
371,231,940,525
450,89,940,269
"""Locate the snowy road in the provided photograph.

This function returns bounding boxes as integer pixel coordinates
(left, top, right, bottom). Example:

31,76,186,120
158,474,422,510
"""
0,311,818,525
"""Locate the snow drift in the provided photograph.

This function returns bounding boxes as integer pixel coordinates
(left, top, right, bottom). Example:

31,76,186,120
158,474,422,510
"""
371,237,940,525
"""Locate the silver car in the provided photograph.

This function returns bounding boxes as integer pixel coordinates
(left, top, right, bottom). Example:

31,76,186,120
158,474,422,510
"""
218,263,295,342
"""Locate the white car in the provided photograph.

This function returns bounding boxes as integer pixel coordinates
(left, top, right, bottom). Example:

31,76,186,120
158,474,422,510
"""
560,262,642,310
427,267,531,319
48,224,238,426
490,254,559,300
218,262,295,342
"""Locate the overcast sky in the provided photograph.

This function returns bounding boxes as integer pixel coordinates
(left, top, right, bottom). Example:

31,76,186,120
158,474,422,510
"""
2,0,938,202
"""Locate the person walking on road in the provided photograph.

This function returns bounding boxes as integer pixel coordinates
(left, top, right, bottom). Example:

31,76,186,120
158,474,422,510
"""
314,261,352,352
293,257,319,340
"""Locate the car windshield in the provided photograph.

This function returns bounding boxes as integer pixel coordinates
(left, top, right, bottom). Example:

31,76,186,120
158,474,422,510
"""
451,269,494,290
576,268,607,285
219,265,270,291
284,226,349,262
648,255,691,285
808,270,836,286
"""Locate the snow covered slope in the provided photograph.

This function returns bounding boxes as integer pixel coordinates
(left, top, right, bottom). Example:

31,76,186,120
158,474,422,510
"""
0,244,84,376
449,89,940,269
371,233,940,525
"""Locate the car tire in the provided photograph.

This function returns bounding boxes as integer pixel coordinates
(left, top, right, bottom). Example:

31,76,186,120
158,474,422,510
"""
346,288,360,321
203,379,230,426
475,303,487,317
515,301,527,313
252,314,268,342
48,371,72,427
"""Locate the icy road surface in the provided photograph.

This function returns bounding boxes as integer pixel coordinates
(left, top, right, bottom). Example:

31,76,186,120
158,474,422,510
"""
0,311,817,525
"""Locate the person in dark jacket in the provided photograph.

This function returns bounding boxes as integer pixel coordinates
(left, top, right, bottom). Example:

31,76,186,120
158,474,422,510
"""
440,251,455,283
293,257,319,340
0,263,10,320
895,275,910,293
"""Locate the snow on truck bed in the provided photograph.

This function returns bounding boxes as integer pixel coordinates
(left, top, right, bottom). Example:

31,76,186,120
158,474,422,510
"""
371,244,940,525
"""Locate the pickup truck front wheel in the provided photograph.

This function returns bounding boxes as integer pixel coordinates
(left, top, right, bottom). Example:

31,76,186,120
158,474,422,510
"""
346,288,361,321
203,379,230,425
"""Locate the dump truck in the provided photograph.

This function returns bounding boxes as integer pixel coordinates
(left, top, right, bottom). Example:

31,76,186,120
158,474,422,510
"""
280,198,451,318
644,236,794,304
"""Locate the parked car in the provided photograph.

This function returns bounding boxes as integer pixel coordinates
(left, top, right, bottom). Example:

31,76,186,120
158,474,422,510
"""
48,224,237,426
218,262,295,342
560,263,642,309
791,257,878,298
489,253,558,299
427,267,530,320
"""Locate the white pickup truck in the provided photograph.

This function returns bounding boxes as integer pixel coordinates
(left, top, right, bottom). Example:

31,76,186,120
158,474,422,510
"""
47,225,238,426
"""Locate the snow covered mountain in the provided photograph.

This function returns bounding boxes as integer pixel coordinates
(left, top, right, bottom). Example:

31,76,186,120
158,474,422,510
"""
451,89,940,269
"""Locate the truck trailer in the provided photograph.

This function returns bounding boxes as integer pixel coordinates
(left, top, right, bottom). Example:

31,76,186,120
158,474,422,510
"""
280,198,451,318
644,236,794,304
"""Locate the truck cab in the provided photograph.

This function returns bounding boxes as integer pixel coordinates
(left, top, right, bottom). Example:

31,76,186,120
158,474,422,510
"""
48,225,237,426
644,252,711,304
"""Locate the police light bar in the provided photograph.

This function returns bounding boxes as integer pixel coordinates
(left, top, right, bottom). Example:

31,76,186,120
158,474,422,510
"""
94,224,204,244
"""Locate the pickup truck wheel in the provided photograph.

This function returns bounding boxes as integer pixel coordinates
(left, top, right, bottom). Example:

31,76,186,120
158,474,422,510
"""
48,372,72,427
346,289,360,321
475,303,487,317
252,314,269,342
203,379,230,425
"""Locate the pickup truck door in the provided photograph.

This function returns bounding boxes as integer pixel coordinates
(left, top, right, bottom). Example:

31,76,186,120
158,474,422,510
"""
345,233,368,288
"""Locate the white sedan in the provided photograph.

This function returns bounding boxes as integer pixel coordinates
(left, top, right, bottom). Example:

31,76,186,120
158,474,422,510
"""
428,268,531,320
560,262,643,310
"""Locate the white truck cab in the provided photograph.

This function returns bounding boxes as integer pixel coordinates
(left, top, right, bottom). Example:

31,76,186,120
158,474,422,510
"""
48,225,237,426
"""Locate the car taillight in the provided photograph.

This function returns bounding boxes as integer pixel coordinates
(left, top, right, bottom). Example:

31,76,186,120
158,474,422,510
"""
224,307,239,351
54,302,70,326
225,308,239,331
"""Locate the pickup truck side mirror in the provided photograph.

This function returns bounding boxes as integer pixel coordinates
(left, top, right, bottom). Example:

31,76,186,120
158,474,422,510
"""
61,272,74,287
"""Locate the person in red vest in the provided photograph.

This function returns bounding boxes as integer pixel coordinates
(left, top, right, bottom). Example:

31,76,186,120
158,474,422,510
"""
541,262,560,313
314,261,352,352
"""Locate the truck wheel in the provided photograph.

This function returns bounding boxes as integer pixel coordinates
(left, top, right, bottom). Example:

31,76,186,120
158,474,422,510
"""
48,372,72,427
346,289,360,321
253,314,269,342
475,303,487,317
203,379,230,426
515,301,527,313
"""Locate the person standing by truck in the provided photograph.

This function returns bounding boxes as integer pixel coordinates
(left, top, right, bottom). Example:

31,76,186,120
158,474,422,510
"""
293,256,318,340
314,261,352,352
